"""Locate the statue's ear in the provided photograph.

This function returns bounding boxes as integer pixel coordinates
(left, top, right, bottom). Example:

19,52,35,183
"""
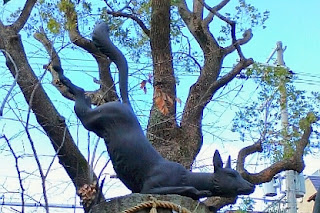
225,156,231,168
213,150,223,172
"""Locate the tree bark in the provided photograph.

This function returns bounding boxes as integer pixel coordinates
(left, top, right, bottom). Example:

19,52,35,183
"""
147,0,183,165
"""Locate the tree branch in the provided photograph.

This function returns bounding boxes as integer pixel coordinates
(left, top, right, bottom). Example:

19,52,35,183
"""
237,118,313,184
213,0,230,11
203,2,252,60
25,107,49,212
63,2,97,54
204,196,236,212
34,28,61,66
203,0,230,23
10,0,37,32
178,0,219,54
193,0,204,20
2,135,25,213
201,58,254,106
60,1,119,103
34,29,75,101
177,0,192,25
107,10,150,36
34,29,117,105
0,49,19,116
224,29,253,56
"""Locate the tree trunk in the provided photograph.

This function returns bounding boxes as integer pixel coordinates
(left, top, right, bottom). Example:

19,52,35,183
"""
147,0,185,165
0,25,99,213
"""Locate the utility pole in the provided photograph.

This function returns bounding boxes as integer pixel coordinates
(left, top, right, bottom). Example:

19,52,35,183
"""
276,41,297,213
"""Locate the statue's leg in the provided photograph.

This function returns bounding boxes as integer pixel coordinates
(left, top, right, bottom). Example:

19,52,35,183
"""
53,65,93,125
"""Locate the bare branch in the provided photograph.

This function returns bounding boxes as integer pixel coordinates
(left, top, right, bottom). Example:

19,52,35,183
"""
204,196,236,212
0,49,19,116
23,64,50,212
203,12,214,26
177,0,192,26
201,58,254,103
107,10,150,36
34,29,117,105
178,0,220,53
203,0,230,23
34,28,61,67
34,30,76,101
61,1,99,55
60,1,119,103
213,0,230,11
224,29,253,56
2,135,25,213
203,2,252,59
10,0,37,32
237,120,313,184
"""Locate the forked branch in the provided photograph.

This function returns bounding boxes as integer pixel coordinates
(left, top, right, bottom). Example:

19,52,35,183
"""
203,2,252,59
237,115,314,184
60,1,119,103
34,29,114,105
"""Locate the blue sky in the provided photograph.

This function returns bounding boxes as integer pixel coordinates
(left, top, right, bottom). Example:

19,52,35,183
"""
0,0,320,212
244,0,320,81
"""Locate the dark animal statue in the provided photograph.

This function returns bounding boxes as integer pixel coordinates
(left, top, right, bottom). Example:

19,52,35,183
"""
53,22,255,200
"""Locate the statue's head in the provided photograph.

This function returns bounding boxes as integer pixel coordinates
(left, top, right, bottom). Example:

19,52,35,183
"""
210,150,255,197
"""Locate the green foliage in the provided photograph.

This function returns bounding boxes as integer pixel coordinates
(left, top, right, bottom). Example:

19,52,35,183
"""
31,0,96,37
232,63,319,161
58,0,77,30
236,0,270,30
218,0,269,44
47,18,61,34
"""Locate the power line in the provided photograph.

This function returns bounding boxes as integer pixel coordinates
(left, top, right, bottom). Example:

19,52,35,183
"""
0,201,82,209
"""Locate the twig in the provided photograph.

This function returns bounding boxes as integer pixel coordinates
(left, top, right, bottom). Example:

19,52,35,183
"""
174,51,202,71
106,10,150,36
0,49,19,117
1,135,25,213
25,69,50,213
45,127,67,178
180,32,202,71
98,159,111,181
93,150,108,171
91,137,101,178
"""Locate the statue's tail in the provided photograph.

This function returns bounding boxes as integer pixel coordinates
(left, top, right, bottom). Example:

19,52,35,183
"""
92,22,130,106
